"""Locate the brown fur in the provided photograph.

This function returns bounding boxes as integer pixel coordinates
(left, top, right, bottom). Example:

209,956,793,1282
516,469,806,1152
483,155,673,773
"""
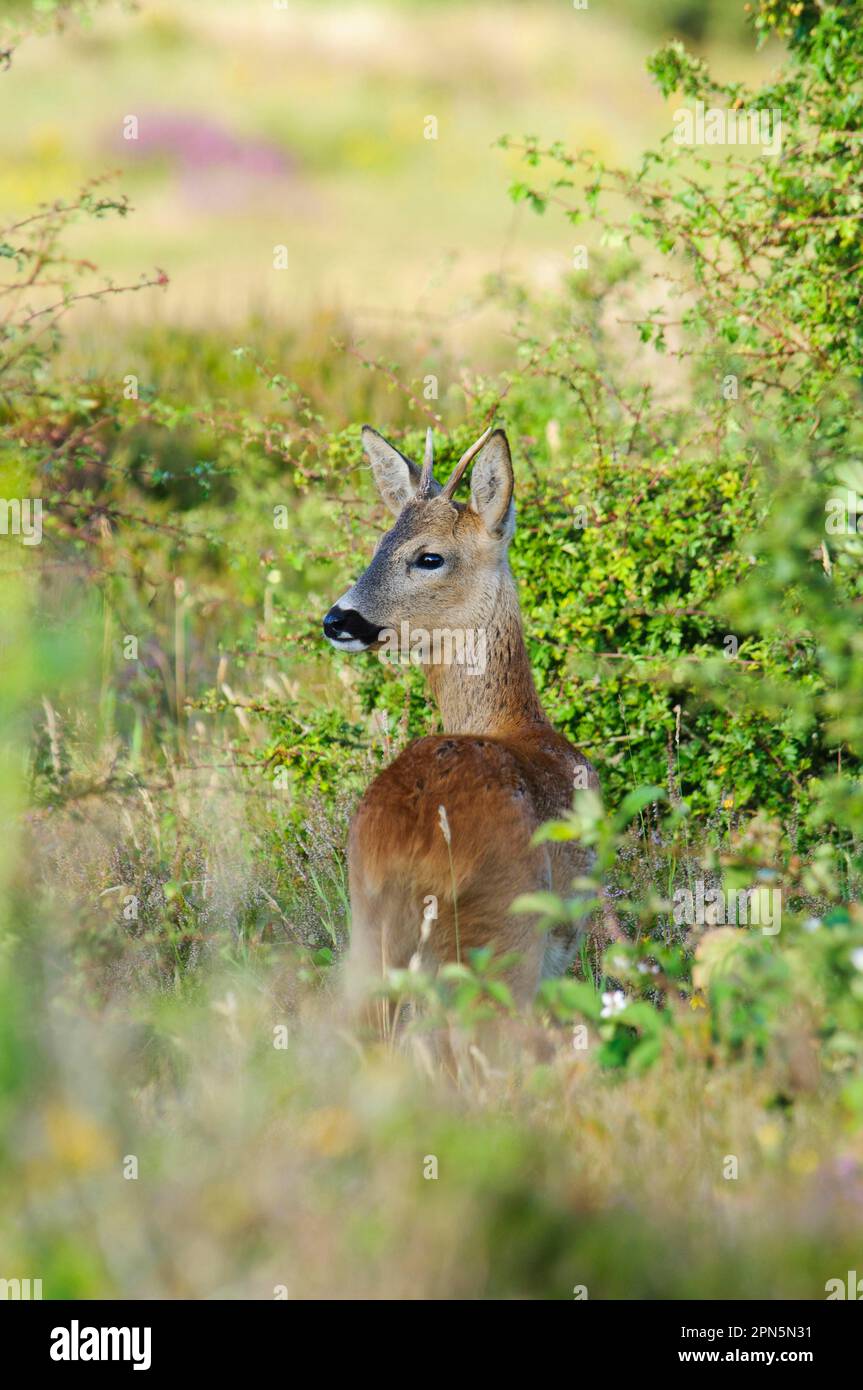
325,427,599,1025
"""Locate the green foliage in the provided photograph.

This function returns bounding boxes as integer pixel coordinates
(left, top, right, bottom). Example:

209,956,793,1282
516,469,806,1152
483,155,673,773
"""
0,0,115,64
506,781,863,1089
491,0,863,839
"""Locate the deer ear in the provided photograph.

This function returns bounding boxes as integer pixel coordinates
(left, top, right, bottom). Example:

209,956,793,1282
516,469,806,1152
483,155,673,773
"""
469,429,514,538
361,426,440,516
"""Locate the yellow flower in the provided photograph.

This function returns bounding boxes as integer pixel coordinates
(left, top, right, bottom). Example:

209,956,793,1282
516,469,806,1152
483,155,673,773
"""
789,1149,819,1176
43,1103,114,1172
756,1122,783,1156
300,1107,359,1159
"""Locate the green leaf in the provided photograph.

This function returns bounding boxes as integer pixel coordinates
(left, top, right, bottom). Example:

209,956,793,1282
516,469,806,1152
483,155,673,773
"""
613,786,667,830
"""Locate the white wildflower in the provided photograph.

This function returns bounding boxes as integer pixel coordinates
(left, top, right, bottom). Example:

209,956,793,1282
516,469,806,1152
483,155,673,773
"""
600,989,628,1019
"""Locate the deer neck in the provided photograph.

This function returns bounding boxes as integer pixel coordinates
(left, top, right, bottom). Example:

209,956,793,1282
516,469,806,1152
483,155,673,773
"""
424,567,550,736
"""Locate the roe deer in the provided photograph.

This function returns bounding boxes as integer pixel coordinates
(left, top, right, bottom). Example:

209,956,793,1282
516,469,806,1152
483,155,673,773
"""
323,424,599,1022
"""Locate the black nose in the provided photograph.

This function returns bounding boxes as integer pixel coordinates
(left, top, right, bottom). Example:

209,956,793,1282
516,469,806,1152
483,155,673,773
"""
323,605,382,645
323,606,347,641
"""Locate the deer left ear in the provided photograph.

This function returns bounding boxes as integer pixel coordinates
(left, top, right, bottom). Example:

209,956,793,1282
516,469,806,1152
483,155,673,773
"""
469,429,514,539
361,425,442,516
361,426,419,516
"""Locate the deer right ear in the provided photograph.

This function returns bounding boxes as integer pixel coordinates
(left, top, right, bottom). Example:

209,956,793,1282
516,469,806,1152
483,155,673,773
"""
361,426,421,516
469,429,514,539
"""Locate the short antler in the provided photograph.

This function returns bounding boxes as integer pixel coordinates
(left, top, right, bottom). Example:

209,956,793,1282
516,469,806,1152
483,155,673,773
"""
418,427,435,497
440,426,494,501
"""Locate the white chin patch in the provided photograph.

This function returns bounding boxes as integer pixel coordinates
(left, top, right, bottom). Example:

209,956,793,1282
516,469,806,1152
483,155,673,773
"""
327,636,372,652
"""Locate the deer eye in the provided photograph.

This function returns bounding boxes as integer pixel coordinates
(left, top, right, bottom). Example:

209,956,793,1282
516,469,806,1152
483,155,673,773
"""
414,552,445,570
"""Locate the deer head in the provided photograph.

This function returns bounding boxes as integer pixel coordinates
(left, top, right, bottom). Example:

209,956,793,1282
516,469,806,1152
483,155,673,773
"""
323,425,515,654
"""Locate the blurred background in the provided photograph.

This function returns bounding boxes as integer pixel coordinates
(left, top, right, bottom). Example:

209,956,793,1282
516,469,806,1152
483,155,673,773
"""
2,0,776,369
11,0,862,1305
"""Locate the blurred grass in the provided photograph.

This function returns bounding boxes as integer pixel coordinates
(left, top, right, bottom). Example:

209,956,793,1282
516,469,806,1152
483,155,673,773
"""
7,769,863,1299
1,0,776,364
